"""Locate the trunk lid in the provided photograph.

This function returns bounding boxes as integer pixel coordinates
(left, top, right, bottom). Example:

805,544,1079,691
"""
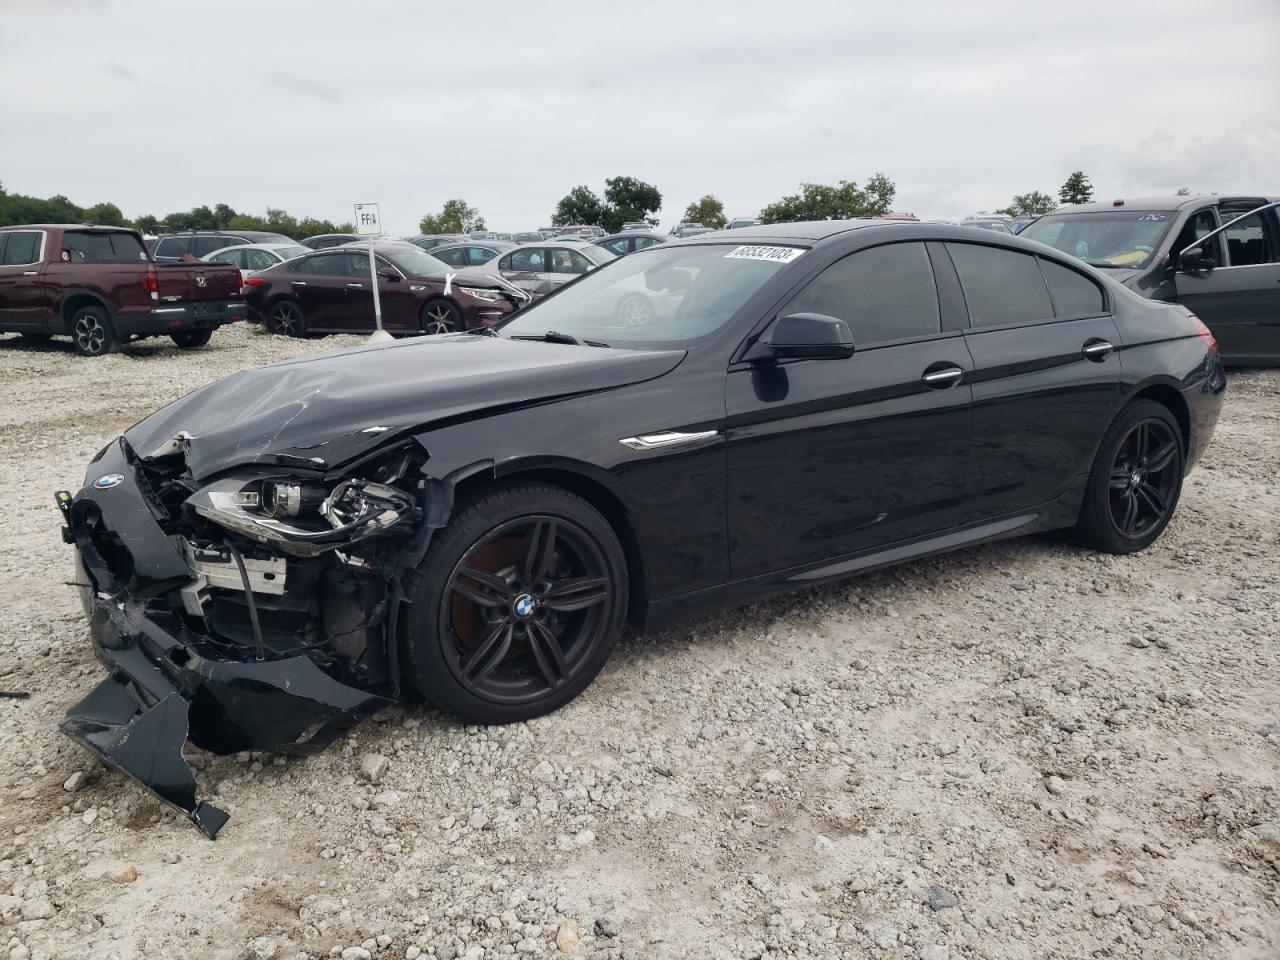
155,263,242,303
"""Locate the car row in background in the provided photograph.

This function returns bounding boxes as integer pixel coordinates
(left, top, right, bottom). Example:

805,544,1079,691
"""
200,241,310,272
241,241,529,337
152,229,294,262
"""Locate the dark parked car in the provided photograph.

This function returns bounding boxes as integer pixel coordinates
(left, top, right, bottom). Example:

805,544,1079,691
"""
57,219,1224,836
491,241,616,298
427,240,516,268
151,230,293,262
1020,195,1280,365
405,234,467,251
242,242,528,336
668,221,707,238
727,217,762,229
300,233,361,250
0,224,244,355
595,231,667,256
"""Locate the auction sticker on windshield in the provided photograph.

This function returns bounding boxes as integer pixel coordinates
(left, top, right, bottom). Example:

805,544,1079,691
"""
725,245,805,263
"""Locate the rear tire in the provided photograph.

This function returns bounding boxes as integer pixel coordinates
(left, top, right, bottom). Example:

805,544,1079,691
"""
402,482,628,724
1074,399,1185,554
421,298,461,335
170,329,212,349
265,299,306,337
69,305,116,357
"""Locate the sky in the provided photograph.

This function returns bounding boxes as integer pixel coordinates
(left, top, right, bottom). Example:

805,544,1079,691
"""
1,0,1277,234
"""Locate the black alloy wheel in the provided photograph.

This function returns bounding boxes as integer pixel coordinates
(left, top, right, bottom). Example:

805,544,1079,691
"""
1075,399,1184,554
1108,418,1180,538
70,305,117,357
404,483,627,723
421,299,461,335
266,300,305,337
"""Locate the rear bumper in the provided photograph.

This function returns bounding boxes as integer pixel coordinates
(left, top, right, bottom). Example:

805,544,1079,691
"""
115,298,247,337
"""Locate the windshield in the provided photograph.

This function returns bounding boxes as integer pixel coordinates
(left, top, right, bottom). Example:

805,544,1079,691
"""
500,243,802,348
1021,210,1174,268
385,247,451,275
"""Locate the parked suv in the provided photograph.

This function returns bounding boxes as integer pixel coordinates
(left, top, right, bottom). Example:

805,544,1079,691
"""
151,230,293,262
1021,195,1280,365
0,225,244,355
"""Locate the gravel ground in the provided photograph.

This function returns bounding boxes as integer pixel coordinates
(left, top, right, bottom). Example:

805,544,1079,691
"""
0,325,1277,960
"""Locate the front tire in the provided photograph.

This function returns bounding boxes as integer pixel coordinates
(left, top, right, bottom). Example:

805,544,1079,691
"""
403,483,628,723
265,299,306,337
421,298,461,335
1074,399,1185,554
69,305,116,357
170,329,212,349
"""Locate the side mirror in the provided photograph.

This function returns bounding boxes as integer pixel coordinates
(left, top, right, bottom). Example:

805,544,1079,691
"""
1178,247,1214,273
377,267,400,281
749,313,855,362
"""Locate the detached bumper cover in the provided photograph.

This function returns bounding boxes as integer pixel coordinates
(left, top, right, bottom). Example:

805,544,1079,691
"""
114,298,247,337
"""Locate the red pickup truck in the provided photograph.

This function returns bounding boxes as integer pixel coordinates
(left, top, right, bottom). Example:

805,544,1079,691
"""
0,224,246,356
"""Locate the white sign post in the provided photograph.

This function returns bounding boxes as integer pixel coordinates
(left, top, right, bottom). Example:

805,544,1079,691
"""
354,203,391,343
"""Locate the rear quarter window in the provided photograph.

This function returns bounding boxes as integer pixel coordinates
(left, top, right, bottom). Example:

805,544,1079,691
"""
1039,258,1105,317
63,231,147,263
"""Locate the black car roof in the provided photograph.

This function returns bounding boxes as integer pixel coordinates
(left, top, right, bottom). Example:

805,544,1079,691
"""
0,223,138,232
598,231,667,242
675,219,881,244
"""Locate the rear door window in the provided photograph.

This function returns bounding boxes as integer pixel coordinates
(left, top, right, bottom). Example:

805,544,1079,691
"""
781,241,941,345
505,249,546,272
550,248,592,274
1,231,41,265
1038,259,1105,317
298,253,346,275
467,246,495,266
243,248,279,271
947,242,1054,328
432,246,467,267
1223,211,1278,266
154,237,189,259
193,236,235,257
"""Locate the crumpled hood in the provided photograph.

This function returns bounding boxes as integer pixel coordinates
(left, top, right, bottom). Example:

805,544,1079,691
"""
125,335,684,481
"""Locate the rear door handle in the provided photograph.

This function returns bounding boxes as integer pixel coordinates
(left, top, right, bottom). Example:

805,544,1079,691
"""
345,282,363,288
290,280,307,286
1082,339,1114,361
922,366,964,388
22,270,38,276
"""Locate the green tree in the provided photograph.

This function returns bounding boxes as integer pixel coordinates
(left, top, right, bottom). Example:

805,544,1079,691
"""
419,199,485,234
133,214,159,234
683,194,727,229
1058,171,1094,205
996,191,1057,217
212,203,237,228
551,186,605,227
84,202,127,226
760,174,897,224
601,175,662,233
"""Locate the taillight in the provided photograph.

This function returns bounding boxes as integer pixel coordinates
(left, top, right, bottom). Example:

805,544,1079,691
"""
140,268,159,301
241,276,265,296
1189,314,1218,354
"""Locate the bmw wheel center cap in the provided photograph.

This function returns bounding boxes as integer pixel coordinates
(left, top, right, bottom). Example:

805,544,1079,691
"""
513,594,536,619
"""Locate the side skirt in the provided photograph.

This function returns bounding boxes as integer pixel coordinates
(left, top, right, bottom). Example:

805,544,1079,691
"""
644,502,1074,631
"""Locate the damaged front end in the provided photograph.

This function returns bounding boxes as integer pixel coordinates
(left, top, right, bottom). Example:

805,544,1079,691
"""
57,434,438,838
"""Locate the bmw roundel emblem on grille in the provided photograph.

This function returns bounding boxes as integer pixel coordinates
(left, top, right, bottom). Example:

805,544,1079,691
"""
513,594,535,619
93,473,125,490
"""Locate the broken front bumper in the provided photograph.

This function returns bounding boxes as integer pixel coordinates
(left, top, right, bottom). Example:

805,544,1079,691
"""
60,439,396,838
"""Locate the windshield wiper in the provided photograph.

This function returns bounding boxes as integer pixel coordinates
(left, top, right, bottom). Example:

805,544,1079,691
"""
511,330,610,348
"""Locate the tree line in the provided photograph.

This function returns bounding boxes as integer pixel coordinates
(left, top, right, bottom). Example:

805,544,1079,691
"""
0,182,352,240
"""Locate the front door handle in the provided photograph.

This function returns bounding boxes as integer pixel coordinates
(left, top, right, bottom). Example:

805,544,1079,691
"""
1082,339,1114,361
345,282,363,288
22,270,38,276
290,280,307,286
922,366,964,388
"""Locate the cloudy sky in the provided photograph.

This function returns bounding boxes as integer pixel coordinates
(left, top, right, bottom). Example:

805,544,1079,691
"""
1,0,1277,233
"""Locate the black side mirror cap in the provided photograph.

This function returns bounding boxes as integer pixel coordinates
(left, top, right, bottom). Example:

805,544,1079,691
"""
377,268,400,281
748,313,855,362
1178,247,1215,273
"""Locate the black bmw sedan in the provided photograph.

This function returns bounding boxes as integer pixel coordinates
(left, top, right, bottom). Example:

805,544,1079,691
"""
57,220,1225,836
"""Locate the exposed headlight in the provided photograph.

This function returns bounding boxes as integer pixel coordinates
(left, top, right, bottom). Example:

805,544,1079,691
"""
187,475,415,557
261,479,327,518
459,286,503,302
